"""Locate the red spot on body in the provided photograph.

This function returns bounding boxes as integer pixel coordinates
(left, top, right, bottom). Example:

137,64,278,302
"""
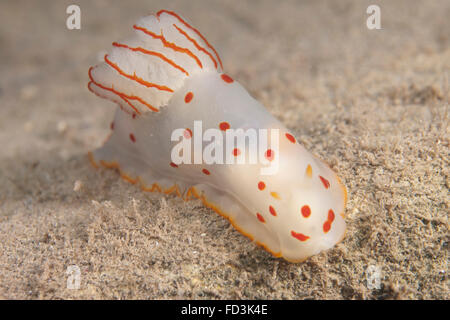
285,133,296,143
323,221,331,233
221,74,234,83
170,162,178,168
323,209,335,233
256,213,265,223
132,113,137,119
291,231,310,242
301,205,311,218
110,122,114,130
202,168,210,175
232,148,240,156
269,205,277,216
129,133,136,143
319,176,330,189
219,122,230,131
328,209,335,222
185,92,193,103
265,149,274,161
184,128,192,139
258,181,266,191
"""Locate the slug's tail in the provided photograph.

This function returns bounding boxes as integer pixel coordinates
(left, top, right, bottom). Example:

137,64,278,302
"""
88,10,222,115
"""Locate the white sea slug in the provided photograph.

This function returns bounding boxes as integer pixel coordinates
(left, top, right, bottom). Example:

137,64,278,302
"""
87,10,347,262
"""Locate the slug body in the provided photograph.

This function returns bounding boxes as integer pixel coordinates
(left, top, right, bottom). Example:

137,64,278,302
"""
88,10,347,262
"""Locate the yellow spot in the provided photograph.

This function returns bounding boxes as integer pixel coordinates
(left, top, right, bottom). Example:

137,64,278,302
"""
270,192,281,200
306,164,312,178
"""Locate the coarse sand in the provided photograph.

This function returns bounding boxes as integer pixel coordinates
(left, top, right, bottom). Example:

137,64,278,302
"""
0,0,448,299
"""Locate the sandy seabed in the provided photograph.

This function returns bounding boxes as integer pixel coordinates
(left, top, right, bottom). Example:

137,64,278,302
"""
0,0,448,299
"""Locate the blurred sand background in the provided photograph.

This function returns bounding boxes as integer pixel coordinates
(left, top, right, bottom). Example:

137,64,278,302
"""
0,0,448,299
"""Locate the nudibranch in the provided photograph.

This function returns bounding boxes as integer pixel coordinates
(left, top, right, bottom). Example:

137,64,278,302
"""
87,10,347,262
